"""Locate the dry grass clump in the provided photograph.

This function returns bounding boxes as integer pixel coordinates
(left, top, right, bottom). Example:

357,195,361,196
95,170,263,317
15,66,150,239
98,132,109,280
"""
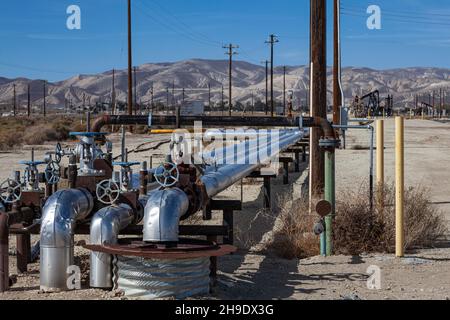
334,183,447,255
0,116,85,150
265,196,320,259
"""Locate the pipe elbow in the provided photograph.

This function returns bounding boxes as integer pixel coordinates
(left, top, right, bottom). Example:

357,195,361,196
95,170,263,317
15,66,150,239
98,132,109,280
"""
39,188,93,291
90,204,134,246
89,204,134,289
92,115,111,133
143,188,189,243
40,188,94,248
312,116,337,140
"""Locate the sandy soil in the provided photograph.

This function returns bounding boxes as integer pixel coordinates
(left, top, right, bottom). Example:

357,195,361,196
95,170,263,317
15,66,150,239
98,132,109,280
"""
0,118,449,300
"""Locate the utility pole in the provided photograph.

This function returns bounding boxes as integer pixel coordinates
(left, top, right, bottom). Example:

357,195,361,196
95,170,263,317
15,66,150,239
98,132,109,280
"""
111,69,116,115
134,66,138,115
182,88,185,105
166,87,169,111
172,80,175,109
251,90,254,114
266,34,279,117
150,83,154,111
127,0,133,117
27,83,31,117
221,85,224,115
223,44,239,116
261,60,269,115
310,0,327,199
43,80,47,117
333,0,342,125
208,83,211,109
13,84,16,117
283,66,287,115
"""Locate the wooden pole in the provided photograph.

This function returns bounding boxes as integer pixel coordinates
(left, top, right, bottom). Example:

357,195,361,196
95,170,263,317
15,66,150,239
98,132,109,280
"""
333,0,342,125
376,119,384,209
309,0,327,200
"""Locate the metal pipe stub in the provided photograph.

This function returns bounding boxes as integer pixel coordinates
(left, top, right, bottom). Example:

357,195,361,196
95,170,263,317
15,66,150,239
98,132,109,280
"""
84,238,236,299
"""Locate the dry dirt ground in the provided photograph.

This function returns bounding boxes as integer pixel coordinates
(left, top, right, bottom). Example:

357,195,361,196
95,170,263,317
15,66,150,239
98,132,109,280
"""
0,118,449,300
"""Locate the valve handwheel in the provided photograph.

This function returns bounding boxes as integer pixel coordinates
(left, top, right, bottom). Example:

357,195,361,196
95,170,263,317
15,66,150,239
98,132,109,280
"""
55,143,62,164
45,161,61,185
0,179,22,204
96,179,120,205
154,162,179,188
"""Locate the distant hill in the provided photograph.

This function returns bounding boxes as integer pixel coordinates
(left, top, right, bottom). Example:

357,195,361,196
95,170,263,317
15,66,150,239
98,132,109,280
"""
1,59,449,111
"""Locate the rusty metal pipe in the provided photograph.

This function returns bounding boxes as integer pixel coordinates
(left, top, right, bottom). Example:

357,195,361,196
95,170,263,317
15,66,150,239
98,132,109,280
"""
0,211,9,292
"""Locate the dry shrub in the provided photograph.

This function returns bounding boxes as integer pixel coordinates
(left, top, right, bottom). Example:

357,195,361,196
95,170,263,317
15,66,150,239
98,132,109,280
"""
334,183,447,255
0,115,85,149
265,195,320,259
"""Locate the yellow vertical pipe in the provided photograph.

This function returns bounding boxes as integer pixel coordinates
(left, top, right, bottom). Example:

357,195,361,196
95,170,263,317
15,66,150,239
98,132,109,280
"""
376,119,384,208
395,117,404,257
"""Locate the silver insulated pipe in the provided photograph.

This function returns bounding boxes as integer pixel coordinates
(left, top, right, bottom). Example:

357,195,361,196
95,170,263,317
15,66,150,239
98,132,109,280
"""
143,188,189,243
201,129,305,198
40,188,94,292
89,203,134,289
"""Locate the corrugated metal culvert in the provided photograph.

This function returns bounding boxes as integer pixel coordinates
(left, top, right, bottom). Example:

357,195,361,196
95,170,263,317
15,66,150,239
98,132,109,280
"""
114,255,211,299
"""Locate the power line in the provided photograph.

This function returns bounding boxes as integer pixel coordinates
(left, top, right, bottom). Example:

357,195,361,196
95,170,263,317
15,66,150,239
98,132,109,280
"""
148,0,222,46
342,3,450,19
341,8,450,27
135,0,220,48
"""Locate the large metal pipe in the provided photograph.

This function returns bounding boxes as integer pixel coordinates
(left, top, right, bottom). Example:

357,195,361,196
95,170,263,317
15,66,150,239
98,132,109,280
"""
40,188,94,291
143,188,189,243
90,204,134,289
201,130,305,198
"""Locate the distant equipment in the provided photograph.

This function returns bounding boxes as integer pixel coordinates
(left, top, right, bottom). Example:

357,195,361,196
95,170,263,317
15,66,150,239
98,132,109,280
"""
350,90,393,118
181,101,204,116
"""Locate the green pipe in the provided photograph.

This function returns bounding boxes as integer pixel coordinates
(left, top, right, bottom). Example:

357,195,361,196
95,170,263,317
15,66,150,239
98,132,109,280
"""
320,229,326,256
324,150,335,256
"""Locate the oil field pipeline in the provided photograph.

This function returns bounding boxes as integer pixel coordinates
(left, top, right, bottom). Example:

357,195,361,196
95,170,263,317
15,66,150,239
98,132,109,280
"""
0,112,342,298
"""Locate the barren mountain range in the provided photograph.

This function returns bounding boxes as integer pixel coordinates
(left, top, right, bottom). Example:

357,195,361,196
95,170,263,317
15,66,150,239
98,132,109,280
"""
1,59,449,112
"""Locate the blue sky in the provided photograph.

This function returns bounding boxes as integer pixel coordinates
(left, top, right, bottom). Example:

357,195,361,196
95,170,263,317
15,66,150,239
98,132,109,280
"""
0,0,449,81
